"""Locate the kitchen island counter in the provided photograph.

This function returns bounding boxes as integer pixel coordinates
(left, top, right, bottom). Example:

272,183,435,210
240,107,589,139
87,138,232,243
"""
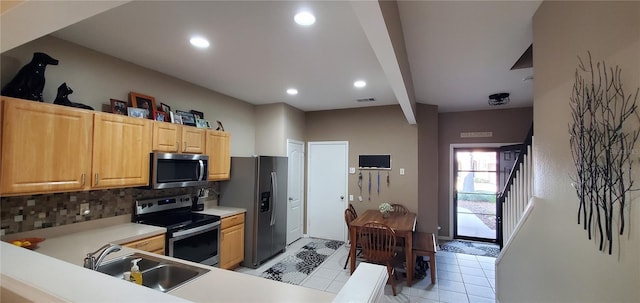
1,220,335,302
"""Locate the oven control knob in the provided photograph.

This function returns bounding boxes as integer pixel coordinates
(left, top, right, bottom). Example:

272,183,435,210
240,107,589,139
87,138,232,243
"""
147,203,153,208
141,204,146,209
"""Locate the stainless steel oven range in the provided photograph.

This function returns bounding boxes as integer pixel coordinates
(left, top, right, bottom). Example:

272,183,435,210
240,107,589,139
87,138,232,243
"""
133,194,220,267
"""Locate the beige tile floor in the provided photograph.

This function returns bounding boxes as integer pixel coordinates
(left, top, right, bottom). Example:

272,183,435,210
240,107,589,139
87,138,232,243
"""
235,238,496,303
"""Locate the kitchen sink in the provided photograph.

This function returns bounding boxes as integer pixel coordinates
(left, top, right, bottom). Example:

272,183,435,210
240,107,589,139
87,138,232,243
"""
96,252,209,292
96,254,160,278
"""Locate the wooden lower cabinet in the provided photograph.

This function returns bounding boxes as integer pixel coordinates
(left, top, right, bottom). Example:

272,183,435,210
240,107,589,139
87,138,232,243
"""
219,213,244,270
122,234,165,255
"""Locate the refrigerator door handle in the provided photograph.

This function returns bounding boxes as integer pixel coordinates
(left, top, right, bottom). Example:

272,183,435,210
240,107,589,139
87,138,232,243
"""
270,171,277,226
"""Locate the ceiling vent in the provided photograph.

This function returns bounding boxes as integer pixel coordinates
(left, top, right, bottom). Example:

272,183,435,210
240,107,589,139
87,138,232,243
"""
488,93,510,106
357,97,376,102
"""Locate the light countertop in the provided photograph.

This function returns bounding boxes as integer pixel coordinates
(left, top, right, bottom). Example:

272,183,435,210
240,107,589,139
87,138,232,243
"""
1,220,335,302
197,206,246,218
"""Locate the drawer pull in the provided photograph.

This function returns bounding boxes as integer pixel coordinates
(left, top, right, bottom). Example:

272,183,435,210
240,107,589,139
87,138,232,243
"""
137,241,150,247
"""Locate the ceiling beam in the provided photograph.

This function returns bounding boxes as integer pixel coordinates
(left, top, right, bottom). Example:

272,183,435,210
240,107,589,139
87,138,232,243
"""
351,0,417,124
1,1,130,53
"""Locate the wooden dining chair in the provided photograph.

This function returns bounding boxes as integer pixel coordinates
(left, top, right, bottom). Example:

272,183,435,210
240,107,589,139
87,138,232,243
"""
390,203,408,216
349,203,358,217
358,222,400,296
343,208,362,269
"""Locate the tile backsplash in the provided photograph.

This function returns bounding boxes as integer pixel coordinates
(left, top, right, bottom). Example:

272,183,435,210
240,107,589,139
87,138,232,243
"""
0,185,216,235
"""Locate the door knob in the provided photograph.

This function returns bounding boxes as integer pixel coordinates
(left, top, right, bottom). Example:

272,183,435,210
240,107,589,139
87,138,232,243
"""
340,195,344,200
289,197,293,201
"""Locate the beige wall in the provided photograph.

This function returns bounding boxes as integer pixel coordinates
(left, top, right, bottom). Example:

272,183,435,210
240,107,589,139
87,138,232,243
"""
255,104,284,156
306,105,419,224
1,35,256,156
438,107,533,237
255,103,306,157
416,104,439,233
497,2,639,302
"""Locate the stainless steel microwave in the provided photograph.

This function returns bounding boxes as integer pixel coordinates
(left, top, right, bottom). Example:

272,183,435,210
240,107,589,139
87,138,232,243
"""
150,153,209,189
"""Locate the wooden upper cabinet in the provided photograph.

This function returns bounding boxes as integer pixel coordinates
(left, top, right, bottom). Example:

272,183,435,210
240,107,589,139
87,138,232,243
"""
152,121,180,152
181,126,205,154
92,113,152,188
0,97,93,195
205,130,231,181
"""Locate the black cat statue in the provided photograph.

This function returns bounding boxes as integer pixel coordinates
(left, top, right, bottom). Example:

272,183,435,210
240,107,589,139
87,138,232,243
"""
53,83,94,110
1,52,59,101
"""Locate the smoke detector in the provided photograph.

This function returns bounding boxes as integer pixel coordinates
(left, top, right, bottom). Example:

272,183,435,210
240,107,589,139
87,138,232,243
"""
488,93,510,106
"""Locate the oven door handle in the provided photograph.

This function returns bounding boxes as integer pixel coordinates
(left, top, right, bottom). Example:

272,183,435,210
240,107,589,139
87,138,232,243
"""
172,221,220,239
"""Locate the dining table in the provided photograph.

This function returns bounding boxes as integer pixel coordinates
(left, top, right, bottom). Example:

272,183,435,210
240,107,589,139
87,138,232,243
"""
348,209,417,286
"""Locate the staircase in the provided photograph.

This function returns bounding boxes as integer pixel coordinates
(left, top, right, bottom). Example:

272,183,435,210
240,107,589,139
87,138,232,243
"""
497,124,534,247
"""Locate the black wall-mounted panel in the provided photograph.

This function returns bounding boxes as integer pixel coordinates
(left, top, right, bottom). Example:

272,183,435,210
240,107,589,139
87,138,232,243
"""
358,155,391,169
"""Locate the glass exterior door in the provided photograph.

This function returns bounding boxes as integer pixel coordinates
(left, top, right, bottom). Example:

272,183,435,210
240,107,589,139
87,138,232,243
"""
454,149,498,242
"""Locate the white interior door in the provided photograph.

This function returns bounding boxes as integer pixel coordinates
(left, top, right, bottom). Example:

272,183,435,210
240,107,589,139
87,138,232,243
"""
307,141,348,242
286,139,304,245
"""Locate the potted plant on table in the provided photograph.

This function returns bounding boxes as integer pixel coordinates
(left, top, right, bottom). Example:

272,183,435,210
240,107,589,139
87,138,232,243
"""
379,202,393,218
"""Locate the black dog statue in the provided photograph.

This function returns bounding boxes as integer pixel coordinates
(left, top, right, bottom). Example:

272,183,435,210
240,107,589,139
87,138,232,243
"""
1,52,59,101
53,83,94,110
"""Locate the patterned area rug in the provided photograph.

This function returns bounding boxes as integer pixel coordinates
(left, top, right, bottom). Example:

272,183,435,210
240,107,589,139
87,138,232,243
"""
439,240,500,258
260,239,344,285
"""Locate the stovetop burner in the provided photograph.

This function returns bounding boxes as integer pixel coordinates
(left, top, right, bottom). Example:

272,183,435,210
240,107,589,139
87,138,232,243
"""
137,211,219,231
133,194,220,232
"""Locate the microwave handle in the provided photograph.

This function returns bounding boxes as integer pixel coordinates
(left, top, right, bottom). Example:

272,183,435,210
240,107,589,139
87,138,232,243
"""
198,160,205,180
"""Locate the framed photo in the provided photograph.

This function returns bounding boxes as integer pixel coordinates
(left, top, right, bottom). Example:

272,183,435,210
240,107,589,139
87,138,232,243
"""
176,110,196,126
195,118,209,129
153,110,167,122
129,92,156,119
190,110,204,119
110,99,127,115
173,113,183,125
127,107,148,119
160,102,171,113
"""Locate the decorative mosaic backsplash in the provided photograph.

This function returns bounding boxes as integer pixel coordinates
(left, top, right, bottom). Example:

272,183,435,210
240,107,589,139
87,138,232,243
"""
0,185,217,235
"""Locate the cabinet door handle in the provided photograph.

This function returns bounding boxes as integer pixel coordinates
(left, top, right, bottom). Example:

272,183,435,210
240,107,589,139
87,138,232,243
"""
176,141,180,152
94,173,99,186
81,173,86,186
184,141,187,152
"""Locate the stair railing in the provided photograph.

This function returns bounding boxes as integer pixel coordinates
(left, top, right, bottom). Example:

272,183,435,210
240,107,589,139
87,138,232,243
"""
497,124,534,247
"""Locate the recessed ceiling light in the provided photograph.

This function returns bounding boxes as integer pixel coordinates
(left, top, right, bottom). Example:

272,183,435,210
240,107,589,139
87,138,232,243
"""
190,36,210,48
286,88,298,95
353,80,366,88
294,11,316,26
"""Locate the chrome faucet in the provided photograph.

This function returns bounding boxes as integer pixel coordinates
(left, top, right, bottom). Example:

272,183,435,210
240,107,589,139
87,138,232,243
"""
84,243,122,270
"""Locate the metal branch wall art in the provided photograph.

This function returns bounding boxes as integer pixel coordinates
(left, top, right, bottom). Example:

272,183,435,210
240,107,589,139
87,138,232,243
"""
569,52,640,255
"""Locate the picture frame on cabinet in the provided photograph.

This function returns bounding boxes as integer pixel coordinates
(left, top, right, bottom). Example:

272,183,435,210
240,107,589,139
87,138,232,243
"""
190,110,204,119
174,114,183,125
153,110,167,122
176,110,196,126
129,92,156,118
160,102,171,114
127,107,148,119
110,99,127,115
195,118,209,129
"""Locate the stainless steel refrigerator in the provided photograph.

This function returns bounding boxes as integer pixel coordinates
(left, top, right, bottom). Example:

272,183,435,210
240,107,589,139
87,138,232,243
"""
219,156,288,268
